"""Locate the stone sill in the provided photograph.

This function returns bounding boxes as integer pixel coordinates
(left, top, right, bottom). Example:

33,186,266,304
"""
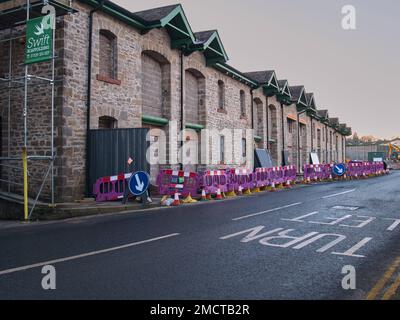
96,74,121,85
217,108,227,114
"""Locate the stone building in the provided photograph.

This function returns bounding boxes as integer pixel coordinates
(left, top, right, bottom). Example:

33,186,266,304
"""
0,0,352,203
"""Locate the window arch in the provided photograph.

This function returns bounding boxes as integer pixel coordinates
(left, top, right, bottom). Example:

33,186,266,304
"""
99,29,117,79
240,90,246,116
218,80,225,109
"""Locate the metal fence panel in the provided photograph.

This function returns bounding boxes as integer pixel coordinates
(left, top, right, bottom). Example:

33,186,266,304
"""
88,128,149,196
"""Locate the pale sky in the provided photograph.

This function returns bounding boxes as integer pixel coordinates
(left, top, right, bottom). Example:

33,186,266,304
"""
113,0,400,139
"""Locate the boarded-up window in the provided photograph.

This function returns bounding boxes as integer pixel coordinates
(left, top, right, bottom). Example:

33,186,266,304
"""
141,51,171,118
99,30,117,79
218,80,225,109
240,90,246,116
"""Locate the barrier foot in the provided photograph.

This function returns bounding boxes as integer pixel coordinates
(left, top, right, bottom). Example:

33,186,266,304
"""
226,190,237,197
244,188,252,195
182,193,197,204
252,187,261,193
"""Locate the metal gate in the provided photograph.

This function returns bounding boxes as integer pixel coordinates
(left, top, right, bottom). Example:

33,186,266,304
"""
88,128,150,196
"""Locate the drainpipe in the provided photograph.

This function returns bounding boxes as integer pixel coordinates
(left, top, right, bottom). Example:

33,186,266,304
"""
179,47,185,171
325,123,328,163
85,0,105,197
280,102,285,166
310,117,313,153
250,90,254,130
266,97,269,148
296,108,307,173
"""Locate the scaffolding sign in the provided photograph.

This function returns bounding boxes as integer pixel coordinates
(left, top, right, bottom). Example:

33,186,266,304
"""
25,14,54,64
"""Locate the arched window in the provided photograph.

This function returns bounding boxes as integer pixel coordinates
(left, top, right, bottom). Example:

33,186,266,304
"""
98,116,117,129
218,80,225,109
240,90,246,116
99,30,117,79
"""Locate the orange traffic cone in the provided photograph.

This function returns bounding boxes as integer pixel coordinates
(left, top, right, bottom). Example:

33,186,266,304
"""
216,188,223,200
172,192,181,206
269,181,276,192
200,189,208,201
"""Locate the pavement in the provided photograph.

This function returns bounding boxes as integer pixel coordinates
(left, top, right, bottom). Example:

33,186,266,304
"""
0,171,400,300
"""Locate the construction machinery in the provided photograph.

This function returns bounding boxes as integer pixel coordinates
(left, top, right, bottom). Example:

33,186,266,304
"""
388,143,400,161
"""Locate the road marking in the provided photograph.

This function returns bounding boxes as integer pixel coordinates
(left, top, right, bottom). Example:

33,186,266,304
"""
366,256,400,300
331,237,372,258
322,189,356,199
220,225,369,258
232,202,302,221
332,206,359,211
0,233,180,276
382,273,400,300
384,218,400,231
282,211,319,222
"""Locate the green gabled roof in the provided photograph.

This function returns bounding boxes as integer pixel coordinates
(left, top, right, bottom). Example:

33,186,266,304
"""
192,30,228,66
338,123,351,136
306,93,316,110
135,4,196,46
329,117,340,129
317,109,330,123
243,70,280,96
278,80,292,98
305,92,318,118
289,86,308,109
276,79,292,105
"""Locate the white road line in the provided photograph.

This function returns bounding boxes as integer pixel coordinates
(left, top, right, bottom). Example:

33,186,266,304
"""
232,202,303,221
0,233,180,276
322,189,356,199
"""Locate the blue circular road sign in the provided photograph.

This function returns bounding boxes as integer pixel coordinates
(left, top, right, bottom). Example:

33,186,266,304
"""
332,163,346,176
128,171,150,196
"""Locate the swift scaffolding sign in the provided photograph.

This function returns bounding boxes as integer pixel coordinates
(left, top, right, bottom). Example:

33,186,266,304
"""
25,14,55,64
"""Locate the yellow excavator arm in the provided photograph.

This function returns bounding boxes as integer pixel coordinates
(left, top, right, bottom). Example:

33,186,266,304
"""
389,144,400,160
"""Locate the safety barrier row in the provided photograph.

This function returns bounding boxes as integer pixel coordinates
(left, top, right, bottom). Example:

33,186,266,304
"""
346,161,386,179
157,166,298,199
303,161,387,182
94,162,387,202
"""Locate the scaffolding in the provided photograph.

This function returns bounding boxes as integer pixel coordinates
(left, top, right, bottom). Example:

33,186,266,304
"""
0,0,76,219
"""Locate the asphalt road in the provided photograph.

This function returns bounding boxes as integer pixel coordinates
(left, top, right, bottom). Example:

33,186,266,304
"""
1,171,400,300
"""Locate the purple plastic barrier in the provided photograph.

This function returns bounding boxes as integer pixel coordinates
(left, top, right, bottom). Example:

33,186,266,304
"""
268,166,285,185
283,165,297,184
157,169,199,197
93,173,132,202
227,168,254,191
254,168,270,188
200,170,228,195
